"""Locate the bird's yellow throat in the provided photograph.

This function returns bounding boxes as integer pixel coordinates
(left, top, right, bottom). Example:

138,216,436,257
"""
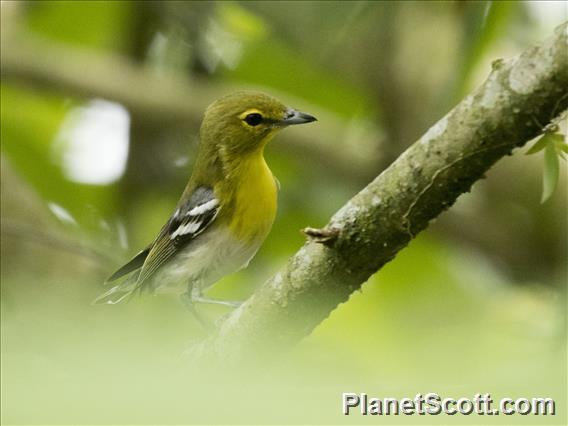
224,148,278,243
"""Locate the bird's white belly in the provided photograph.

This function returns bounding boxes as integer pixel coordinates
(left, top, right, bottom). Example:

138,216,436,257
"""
150,226,260,295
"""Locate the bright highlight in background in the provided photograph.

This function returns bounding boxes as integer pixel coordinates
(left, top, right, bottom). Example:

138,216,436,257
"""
54,99,130,185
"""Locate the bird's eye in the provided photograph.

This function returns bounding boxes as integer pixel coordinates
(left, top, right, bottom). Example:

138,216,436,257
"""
244,113,263,126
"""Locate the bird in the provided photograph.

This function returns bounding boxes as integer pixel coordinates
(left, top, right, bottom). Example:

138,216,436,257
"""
94,91,317,317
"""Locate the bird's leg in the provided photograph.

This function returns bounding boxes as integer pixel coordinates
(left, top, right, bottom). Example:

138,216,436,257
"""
193,297,243,308
190,286,243,308
181,281,212,329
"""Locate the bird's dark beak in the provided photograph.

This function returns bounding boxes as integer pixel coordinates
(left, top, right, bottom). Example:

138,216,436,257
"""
280,108,317,126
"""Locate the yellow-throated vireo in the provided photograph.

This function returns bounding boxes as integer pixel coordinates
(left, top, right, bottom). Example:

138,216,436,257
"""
94,91,316,313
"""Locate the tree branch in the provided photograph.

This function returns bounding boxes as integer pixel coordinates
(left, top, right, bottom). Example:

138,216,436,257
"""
192,24,568,364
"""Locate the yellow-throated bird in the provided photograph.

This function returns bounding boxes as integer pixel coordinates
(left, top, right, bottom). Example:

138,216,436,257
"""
94,91,316,312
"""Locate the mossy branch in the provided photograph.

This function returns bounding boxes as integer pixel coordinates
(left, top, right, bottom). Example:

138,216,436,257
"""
192,24,568,364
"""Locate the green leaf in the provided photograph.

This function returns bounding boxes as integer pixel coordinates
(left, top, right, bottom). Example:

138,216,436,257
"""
541,142,560,203
551,133,567,152
218,2,268,40
455,1,517,98
526,134,551,155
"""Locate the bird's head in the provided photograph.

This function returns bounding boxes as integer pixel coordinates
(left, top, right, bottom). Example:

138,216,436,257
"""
200,91,317,156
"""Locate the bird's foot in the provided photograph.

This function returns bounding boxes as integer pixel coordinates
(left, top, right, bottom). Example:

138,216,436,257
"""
180,292,213,330
192,295,243,308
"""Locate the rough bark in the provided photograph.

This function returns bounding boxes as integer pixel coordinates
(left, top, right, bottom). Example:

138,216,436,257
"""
192,24,568,364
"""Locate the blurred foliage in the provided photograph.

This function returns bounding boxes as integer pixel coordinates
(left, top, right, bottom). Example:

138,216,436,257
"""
26,0,133,52
454,1,517,98
1,1,566,424
526,128,568,204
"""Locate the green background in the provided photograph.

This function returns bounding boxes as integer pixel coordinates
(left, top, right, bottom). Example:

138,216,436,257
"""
1,1,566,424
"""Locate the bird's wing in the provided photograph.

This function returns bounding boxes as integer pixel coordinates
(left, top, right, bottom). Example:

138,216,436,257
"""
136,186,220,285
106,246,151,282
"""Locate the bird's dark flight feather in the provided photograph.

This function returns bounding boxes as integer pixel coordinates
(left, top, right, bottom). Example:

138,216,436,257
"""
106,246,150,282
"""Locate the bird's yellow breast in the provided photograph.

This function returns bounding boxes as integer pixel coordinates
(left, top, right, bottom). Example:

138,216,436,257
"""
224,151,277,243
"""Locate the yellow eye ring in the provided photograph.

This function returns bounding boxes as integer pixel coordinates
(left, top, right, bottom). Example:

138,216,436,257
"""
240,109,264,127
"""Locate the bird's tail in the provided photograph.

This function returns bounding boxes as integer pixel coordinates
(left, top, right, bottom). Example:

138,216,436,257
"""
92,275,139,305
